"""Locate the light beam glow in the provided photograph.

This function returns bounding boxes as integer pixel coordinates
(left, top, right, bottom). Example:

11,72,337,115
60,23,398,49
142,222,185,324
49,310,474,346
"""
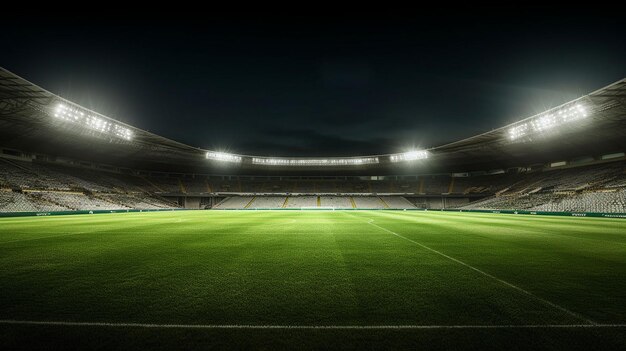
206,151,242,163
252,157,379,166
52,103,133,140
389,150,429,162
508,103,589,141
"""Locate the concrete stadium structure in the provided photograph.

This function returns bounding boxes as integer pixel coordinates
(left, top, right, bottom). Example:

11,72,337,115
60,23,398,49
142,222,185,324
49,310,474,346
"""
1,67,625,213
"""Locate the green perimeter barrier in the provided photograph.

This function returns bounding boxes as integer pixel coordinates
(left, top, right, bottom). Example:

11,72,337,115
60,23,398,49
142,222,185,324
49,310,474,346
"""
2,207,625,219
213,207,626,218
439,208,626,219
214,208,409,211
0,208,186,218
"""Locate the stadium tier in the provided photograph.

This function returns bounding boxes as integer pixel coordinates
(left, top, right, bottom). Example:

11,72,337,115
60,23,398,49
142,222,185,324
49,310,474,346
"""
0,67,626,214
1,155,626,212
0,158,179,212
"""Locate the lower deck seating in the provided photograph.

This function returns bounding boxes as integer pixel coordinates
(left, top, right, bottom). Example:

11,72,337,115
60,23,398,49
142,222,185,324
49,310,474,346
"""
319,196,352,208
0,191,66,212
247,196,287,209
380,196,416,209
38,192,128,210
0,189,179,212
532,190,626,213
2,157,626,213
284,196,317,208
212,196,417,209
461,189,626,213
215,196,254,209
353,196,385,208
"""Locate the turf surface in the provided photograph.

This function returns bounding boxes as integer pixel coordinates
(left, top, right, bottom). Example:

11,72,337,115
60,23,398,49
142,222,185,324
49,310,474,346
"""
1,210,625,350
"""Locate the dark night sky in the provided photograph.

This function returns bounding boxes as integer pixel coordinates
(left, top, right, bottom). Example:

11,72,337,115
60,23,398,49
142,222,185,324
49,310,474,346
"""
1,12,624,157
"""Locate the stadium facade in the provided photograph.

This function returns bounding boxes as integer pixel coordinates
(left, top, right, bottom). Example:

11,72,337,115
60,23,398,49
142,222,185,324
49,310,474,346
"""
1,67,625,214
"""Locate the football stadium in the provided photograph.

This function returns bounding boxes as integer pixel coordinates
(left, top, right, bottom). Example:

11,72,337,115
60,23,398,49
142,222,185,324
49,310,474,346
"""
1,15,626,351
2,66,626,349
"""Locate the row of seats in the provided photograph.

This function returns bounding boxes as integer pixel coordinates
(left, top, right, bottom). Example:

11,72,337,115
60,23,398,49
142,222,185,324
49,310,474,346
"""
214,196,417,209
0,189,177,213
461,189,626,213
532,190,626,213
2,157,625,212
2,159,625,196
0,191,66,212
142,162,626,196
284,196,317,208
38,192,126,210
461,193,559,211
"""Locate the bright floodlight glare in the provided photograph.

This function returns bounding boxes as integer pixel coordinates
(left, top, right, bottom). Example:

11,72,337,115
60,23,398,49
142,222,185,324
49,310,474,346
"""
508,102,590,141
389,150,429,162
52,103,133,141
206,151,242,163
252,157,379,166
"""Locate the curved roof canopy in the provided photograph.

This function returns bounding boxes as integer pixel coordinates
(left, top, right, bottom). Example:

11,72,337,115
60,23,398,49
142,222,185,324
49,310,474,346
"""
1,66,625,175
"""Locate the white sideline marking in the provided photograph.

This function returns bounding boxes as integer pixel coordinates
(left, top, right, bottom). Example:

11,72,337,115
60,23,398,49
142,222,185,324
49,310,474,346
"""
0,320,624,329
344,213,597,325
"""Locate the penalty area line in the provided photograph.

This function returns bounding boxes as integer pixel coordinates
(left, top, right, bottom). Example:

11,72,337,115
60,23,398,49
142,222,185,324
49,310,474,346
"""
0,320,625,329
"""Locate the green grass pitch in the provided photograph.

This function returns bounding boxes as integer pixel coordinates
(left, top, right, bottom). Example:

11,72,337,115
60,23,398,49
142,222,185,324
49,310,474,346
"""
1,210,625,350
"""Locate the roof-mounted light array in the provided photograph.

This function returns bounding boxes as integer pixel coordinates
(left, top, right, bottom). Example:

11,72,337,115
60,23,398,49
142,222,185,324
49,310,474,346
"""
389,150,429,162
508,103,590,141
53,103,133,140
252,157,379,166
206,151,242,163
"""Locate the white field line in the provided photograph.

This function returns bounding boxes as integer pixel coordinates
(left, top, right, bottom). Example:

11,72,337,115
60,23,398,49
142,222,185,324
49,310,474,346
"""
0,320,624,329
342,212,597,325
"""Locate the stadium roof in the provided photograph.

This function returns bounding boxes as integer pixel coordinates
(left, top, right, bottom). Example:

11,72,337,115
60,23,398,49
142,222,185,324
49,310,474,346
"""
1,66,625,175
